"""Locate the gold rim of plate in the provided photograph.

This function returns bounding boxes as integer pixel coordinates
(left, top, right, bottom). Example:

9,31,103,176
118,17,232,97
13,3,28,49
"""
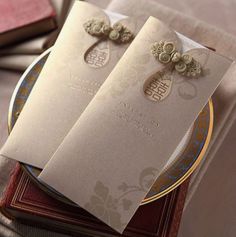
144,100,213,204
7,48,213,205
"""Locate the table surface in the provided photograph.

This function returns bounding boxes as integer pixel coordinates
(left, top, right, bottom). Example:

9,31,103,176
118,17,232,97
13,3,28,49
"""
0,70,20,148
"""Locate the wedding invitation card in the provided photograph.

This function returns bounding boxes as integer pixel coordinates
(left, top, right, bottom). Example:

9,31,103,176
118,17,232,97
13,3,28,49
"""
0,2,142,168
39,17,234,233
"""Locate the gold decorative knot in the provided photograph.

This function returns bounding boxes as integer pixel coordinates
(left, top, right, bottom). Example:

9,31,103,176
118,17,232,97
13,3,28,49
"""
151,40,202,78
83,19,134,44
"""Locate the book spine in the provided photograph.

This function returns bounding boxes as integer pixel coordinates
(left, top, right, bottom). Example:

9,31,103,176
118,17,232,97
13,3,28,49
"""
166,178,190,237
0,163,22,219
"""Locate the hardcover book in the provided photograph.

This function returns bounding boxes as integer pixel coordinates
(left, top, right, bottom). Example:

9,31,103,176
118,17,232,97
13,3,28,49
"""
0,0,57,47
0,163,189,237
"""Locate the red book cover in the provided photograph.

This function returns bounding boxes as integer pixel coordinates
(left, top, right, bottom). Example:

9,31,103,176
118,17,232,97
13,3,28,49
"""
0,0,57,47
0,163,189,237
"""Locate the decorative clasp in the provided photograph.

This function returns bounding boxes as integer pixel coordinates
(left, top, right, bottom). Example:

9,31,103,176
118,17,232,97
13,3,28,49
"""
83,18,134,44
151,40,202,78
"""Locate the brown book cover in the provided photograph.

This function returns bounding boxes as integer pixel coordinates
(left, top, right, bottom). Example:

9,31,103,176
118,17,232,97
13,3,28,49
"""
0,0,57,47
0,163,189,237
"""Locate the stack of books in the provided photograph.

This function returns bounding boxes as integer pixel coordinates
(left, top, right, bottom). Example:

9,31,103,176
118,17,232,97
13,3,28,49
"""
0,0,72,71
0,0,57,47
0,163,189,237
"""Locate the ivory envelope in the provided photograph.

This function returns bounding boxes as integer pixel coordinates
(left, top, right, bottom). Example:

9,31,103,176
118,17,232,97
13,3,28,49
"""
39,17,234,233
0,1,142,168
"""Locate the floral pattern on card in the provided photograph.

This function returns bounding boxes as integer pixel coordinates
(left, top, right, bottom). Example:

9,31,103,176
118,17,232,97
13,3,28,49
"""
84,167,158,230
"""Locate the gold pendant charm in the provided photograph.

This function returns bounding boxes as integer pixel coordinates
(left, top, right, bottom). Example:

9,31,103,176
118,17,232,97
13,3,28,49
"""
83,19,134,44
151,40,202,78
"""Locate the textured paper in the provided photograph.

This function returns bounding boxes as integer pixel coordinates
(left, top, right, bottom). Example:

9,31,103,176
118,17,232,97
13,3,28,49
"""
39,17,233,233
107,1,236,235
0,1,142,168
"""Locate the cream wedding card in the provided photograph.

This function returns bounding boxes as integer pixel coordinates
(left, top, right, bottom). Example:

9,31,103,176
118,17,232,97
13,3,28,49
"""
0,2,142,168
39,17,234,233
